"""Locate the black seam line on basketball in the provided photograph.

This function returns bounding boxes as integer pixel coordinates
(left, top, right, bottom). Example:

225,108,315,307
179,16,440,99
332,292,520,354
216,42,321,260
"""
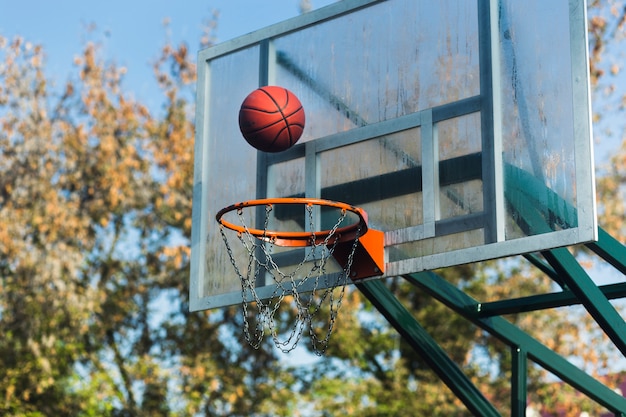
247,123,290,150
285,107,303,146
244,117,288,134
240,106,282,114
245,106,304,145
241,106,302,116
260,87,294,144
261,125,287,148
270,126,289,150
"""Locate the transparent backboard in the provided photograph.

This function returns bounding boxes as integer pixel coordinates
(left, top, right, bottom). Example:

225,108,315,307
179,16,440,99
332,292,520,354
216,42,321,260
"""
190,0,596,311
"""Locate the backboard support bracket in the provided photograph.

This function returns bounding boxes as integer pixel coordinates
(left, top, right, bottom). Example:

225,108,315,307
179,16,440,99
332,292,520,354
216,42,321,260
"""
333,228,385,281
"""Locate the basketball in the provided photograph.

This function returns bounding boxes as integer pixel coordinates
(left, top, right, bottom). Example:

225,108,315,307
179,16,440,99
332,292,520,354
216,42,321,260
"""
238,86,305,152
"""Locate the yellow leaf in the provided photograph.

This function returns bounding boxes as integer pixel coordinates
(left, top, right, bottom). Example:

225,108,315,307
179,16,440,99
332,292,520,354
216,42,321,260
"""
611,64,620,75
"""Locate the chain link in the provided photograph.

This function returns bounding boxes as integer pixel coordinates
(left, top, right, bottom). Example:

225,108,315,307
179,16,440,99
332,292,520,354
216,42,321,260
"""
218,201,361,355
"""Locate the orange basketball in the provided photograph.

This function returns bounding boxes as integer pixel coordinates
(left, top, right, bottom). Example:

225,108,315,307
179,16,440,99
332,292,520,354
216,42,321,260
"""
238,86,305,152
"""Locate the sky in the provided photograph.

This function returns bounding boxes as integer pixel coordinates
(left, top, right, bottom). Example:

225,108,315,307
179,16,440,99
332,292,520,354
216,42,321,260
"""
0,1,619,158
1,1,625,365
0,1,622,278
0,0,335,105
0,0,336,363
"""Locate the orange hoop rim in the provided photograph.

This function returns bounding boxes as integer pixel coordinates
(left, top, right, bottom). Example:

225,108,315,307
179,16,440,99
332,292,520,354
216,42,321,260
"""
215,197,369,247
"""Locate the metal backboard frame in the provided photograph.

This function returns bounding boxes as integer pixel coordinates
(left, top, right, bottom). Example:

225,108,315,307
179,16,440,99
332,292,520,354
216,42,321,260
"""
190,0,596,311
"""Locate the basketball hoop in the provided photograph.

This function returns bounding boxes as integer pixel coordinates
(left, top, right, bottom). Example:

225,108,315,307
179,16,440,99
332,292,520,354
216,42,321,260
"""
216,197,384,355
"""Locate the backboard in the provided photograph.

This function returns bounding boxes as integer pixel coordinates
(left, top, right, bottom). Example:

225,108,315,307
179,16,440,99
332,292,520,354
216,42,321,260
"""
190,0,595,311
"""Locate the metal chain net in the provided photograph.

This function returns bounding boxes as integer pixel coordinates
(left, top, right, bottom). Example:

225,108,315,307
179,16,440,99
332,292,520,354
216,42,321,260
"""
219,202,361,355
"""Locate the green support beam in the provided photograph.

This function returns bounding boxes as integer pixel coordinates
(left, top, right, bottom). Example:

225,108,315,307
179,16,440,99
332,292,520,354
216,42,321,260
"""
353,125,626,414
477,281,626,316
358,228,626,415
523,253,564,287
511,347,527,417
588,227,626,275
403,271,626,415
355,279,502,417
542,247,626,357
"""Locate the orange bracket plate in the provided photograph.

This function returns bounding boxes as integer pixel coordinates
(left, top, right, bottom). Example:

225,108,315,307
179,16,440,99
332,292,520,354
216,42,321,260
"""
330,229,385,280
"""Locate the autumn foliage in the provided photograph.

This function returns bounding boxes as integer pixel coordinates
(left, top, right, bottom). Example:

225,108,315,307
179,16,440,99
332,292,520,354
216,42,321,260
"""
0,2,625,416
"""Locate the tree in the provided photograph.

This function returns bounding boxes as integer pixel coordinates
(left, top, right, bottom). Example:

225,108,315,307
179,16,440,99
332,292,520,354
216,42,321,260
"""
1,1,626,416
0,36,95,416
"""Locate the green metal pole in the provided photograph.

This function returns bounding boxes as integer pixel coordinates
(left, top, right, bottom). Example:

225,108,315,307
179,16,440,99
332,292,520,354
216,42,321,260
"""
587,227,626,275
355,279,502,417
477,281,626,316
405,271,626,414
511,347,528,417
523,253,565,288
543,248,626,356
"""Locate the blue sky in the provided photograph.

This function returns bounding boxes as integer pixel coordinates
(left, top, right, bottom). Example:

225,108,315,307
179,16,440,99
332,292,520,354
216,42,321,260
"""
1,2,625,370
0,0,620,162
0,1,622,289
0,0,335,103
0,1,335,360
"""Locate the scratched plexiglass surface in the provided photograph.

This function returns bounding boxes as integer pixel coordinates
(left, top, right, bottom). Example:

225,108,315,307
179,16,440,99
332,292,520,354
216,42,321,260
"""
191,0,595,310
